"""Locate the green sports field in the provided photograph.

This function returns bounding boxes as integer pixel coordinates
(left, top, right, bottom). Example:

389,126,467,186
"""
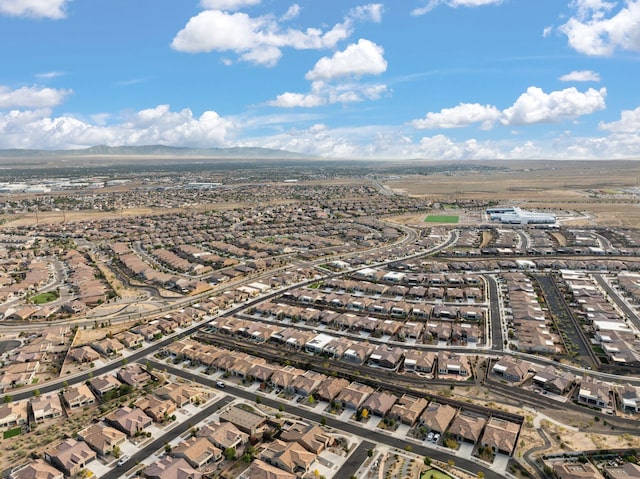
424,215,459,224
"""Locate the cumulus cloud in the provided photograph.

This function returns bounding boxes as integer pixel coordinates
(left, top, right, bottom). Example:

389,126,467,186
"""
0,0,71,19
269,92,325,108
559,70,601,82
410,86,606,130
269,39,388,108
560,0,640,56
350,3,384,22
280,4,300,21
200,0,261,10
599,106,640,133
0,85,71,109
501,86,606,125
269,80,387,108
172,3,383,66
0,104,237,149
411,103,501,130
411,0,503,16
306,39,387,81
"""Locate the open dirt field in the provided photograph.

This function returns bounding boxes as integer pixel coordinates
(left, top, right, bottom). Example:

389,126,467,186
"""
385,160,640,227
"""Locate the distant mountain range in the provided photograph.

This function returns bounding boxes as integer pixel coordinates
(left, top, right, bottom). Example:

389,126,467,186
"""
0,145,313,159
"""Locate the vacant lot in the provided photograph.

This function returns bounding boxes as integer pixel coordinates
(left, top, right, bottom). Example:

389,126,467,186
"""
385,160,640,227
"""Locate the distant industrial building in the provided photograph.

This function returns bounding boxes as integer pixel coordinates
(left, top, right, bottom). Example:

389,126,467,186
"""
487,206,556,225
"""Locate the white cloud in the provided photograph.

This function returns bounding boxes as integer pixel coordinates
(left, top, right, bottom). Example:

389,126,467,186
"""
411,103,501,130
501,86,606,125
349,3,384,22
599,106,640,133
410,86,606,131
0,105,237,149
411,0,503,16
269,92,325,108
35,71,65,79
269,39,388,108
200,0,261,10
0,85,71,109
560,0,640,56
280,4,300,21
269,81,387,108
559,70,601,82
172,3,383,66
542,26,553,37
0,0,71,19
306,39,387,81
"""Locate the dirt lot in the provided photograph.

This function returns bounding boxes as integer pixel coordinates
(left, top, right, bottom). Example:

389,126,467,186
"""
384,160,640,227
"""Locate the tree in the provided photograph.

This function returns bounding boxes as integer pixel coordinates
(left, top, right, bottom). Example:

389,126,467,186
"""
255,395,262,404
367,448,374,457
477,472,485,478
3,395,12,403
321,416,327,426
361,408,369,419
224,447,236,460
33,389,40,397
424,456,432,466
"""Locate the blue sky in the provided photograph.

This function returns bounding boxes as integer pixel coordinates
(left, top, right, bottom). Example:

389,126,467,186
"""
0,0,639,159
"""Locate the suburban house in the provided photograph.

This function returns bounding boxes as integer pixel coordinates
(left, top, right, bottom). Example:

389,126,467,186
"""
360,391,398,417
447,413,487,444
106,406,153,437
155,383,204,408
197,421,249,451
143,456,202,479
9,459,64,479
171,436,222,469
479,417,521,455
77,423,127,456
219,405,268,437
578,377,612,409
259,439,316,476
68,346,100,364
44,438,96,477
117,364,151,387
88,374,122,397
389,395,428,425
134,396,177,423
335,382,374,410
238,459,296,479
279,422,334,454
30,393,63,423
419,403,457,434
62,384,96,410
0,401,28,430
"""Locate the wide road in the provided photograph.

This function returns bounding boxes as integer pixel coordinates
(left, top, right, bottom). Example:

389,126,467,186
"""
335,440,376,479
148,359,504,479
102,395,234,479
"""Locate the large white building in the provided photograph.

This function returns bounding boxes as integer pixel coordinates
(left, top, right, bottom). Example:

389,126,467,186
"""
486,206,556,225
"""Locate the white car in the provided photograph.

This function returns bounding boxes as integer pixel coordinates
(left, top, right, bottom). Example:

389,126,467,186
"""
426,432,434,441
216,381,225,388
117,456,129,466
432,433,440,443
